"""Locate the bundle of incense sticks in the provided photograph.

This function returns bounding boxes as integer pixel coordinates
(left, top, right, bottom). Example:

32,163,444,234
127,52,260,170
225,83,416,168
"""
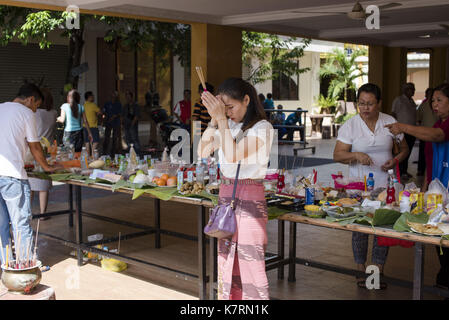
2,220,40,270
195,66,207,92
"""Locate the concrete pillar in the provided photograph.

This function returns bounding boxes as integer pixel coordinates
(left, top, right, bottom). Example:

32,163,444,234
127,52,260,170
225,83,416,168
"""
430,47,449,87
190,23,242,106
368,45,407,114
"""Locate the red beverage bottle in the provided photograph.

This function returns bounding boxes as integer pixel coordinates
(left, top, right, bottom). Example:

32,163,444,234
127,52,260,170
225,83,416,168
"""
386,169,396,205
277,169,285,193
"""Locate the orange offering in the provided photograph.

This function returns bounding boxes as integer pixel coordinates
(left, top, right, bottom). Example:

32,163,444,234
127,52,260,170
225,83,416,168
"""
59,159,81,168
160,174,169,181
156,178,166,186
166,176,177,187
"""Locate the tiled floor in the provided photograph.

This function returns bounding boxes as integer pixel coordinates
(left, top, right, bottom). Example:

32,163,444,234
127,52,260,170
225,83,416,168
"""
28,137,446,300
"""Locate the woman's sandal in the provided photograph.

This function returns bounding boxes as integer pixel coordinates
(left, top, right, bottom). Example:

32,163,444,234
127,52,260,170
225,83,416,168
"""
356,277,367,289
378,273,388,290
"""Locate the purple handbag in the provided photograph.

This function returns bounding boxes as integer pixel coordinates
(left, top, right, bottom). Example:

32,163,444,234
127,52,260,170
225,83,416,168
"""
204,163,240,239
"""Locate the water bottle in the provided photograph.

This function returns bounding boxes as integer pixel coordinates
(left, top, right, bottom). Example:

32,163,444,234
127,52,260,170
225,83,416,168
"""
80,147,88,170
196,158,205,184
93,148,100,160
208,158,218,184
68,144,75,160
366,173,375,191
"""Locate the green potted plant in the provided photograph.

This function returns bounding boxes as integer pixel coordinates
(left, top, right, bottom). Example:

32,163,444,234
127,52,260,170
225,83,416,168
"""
315,94,338,114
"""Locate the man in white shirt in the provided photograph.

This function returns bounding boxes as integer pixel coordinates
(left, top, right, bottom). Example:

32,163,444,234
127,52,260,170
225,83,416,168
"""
391,82,417,179
0,83,60,265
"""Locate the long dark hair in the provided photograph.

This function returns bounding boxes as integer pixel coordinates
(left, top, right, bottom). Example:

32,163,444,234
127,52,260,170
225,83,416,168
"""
67,89,80,118
217,78,266,131
39,88,53,111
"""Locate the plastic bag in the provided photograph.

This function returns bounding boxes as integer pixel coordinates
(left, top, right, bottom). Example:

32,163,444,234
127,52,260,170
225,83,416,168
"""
331,174,364,191
428,204,446,226
425,178,449,206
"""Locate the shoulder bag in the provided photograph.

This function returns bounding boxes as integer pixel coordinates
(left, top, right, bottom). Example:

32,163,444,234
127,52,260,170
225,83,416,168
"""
203,162,240,239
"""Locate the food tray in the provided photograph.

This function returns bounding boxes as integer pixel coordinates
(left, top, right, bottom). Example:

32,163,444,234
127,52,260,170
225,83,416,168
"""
323,206,361,218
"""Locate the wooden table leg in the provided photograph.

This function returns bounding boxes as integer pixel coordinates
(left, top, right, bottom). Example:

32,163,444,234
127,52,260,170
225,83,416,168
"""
288,221,297,282
209,236,217,300
413,242,425,300
68,184,73,227
75,185,83,266
154,199,161,249
278,220,285,280
198,206,207,300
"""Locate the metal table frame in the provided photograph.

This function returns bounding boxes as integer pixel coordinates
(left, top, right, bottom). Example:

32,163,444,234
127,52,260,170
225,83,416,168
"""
277,213,449,300
32,182,212,300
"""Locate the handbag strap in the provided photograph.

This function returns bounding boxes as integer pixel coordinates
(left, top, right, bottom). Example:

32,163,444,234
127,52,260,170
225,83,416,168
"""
230,162,241,209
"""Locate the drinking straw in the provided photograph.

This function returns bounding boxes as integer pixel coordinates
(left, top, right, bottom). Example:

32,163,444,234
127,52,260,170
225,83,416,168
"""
195,66,207,92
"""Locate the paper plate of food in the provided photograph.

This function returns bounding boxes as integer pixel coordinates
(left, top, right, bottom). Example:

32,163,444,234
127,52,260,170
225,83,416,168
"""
205,183,219,195
323,206,361,218
336,198,360,207
407,221,447,236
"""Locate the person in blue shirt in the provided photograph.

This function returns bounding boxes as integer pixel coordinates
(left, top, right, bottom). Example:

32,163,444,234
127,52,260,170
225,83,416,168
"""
102,91,122,156
263,93,275,109
283,107,304,141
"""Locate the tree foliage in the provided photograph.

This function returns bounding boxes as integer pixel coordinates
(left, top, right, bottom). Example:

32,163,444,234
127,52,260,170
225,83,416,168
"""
319,47,367,101
242,31,311,85
0,5,190,89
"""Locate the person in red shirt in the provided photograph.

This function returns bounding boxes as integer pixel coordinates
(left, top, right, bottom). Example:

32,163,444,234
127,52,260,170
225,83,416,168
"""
386,83,449,290
173,89,191,130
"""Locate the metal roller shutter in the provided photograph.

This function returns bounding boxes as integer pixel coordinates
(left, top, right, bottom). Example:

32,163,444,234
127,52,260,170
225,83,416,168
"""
0,42,68,108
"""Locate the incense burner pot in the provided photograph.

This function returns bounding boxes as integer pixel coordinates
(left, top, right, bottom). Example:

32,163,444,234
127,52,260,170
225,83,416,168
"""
1,261,42,294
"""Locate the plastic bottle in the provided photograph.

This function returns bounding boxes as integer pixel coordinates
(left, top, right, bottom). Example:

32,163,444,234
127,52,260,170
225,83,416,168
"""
68,144,75,160
208,158,217,184
93,148,100,160
129,144,137,167
196,158,205,184
366,173,375,191
399,190,411,213
177,168,184,191
80,147,89,170
386,169,396,205
162,147,169,162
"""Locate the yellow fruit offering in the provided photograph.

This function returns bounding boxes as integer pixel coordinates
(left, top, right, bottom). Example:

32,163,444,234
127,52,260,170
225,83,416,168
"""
304,205,320,212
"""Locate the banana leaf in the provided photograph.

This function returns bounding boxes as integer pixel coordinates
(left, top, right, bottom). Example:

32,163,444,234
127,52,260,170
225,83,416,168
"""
267,207,291,220
393,211,429,232
30,172,51,180
49,173,74,181
325,208,401,227
371,208,402,226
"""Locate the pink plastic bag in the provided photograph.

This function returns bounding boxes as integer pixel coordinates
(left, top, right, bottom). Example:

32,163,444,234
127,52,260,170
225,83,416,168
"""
331,174,365,191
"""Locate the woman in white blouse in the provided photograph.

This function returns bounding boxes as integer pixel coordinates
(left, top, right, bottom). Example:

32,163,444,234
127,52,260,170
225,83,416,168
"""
333,83,409,289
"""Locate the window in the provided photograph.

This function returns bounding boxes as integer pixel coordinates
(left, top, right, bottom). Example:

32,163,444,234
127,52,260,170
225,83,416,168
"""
272,69,299,100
